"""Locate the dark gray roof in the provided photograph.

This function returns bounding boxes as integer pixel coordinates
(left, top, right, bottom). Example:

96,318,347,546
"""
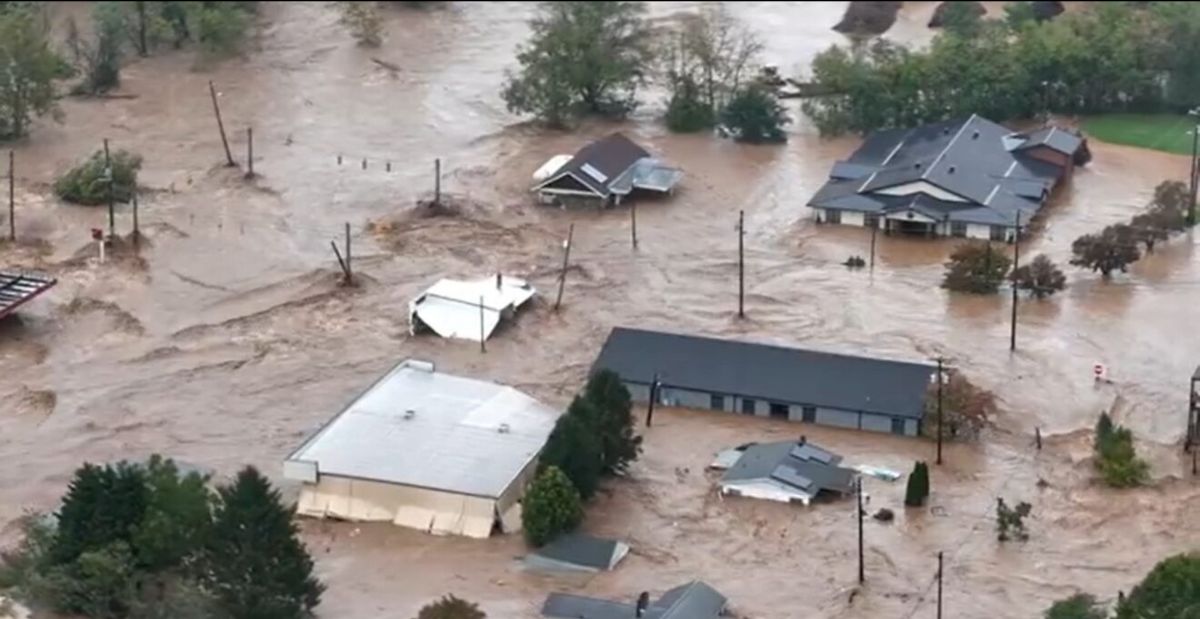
592,327,935,420
808,115,1082,226
532,534,623,571
0,271,56,320
537,133,651,197
722,440,857,496
542,581,726,619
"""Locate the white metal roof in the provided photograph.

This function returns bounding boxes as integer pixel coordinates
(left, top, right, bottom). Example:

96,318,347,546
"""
532,154,573,182
408,275,535,342
284,360,561,498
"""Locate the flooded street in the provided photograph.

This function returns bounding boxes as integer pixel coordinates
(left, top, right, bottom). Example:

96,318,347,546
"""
2,2,1199,618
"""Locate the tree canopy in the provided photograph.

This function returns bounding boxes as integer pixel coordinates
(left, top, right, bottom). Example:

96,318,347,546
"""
942,242,1012,294
502,1,652,127
1014,254,1067,299
521,466,583,547
0,5,64,140
1070,224,1141,277
414,595,487,619
660,6,762,133
1116,553,1200,619
1045,594,1107,619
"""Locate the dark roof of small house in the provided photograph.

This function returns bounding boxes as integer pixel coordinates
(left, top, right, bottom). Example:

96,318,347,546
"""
591,327,935,419
0,271,57,320
722,440,857,495
539,133,651,197
542,581,726,619
531,534,624,571
808,115,1082,226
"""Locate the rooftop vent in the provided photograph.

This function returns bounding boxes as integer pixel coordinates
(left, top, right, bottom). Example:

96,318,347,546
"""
403,409,416,420
914,162,922,170
972,130,980,139
948,165,957,174
497,423,511,434
943,127,951,135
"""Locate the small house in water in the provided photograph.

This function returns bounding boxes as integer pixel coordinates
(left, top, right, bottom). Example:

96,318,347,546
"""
283,359,560,538
542,581,727,619
717,439,857,505
532,133,682,207
807,115,1086,240
591,327,935,437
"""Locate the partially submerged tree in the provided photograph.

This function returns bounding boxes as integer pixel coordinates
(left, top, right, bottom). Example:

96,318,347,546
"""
1116,553,1200,618
0,5,64,139
1093,413,1149,488
1070,224,1140,277
191,2,255,57
339,1,383,47
414,595,486,619
66,2,126,95
1152,180,1190,214
996,498,1032,542
660,6,763,133
502,1,652,127
922,371,995,441
929,1,985,38
719,85,789,143
1045,593,1106,619
942,242,1012,294
539,398,605,500
1013,254,1066,298
583,370,641,476
200,467,323,619
521,466,583,547
54,149,143,206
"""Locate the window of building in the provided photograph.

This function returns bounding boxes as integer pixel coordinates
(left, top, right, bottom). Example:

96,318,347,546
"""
802,405,816,423
825,209,842,224
710,394,725,411
741,398,756,415
891,417,907,435
990,225,1007,241
950,221,968,238
769,402,789,419
864,213,879,228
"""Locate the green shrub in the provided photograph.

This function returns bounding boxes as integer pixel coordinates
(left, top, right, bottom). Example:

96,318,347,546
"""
522,466,583,547
1045,593,1106,619
1093,413,1149,488
414,594,487,619
719,85,788,143
1116,553,1200,618
665,77,714,133
54,150,142,206
192,2,251,56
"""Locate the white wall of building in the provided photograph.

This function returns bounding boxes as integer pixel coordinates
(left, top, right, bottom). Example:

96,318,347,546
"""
874,181,969,202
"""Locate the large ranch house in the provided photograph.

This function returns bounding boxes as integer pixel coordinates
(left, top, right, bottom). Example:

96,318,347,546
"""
592,327,935,437
807,114,1087,240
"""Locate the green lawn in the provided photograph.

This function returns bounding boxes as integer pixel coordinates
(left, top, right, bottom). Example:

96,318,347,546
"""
1082,114,1197,155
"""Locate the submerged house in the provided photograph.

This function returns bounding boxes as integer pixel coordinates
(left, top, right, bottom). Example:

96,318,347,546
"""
532,133,683,206
0,271,56,321
283,359,560,538
808,115,1086,240
543,581,727,619
718,439,857,505
408,275,535,343
591,327,935,437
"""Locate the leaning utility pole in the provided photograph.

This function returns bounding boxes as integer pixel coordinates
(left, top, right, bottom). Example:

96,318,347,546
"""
738,210,745,318
208,81,235,167
1010,211,1021,352
936,356,945,465
857,477,865,584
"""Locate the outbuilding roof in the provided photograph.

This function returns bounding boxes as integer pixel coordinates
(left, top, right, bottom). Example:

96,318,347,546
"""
527,533,630,572
722,440,857,499
542,581,726,619
533,133,682,198
0,271,57,320
284,360,560,498
592,327,934,419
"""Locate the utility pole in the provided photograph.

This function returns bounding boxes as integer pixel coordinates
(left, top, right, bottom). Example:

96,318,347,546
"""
738,210,745,318
103,139,115,238
245,127,254,178
7,150,13,242
1190,109,1200,226
434,158,441,205
936,356,945,466
344,222,352,284
554,224,574,311
869,219,877,271
857,477,865,584
1010,211,1021,352
937,551,944,619
478,295,486,353
631,201,638,249
208,81,235,167
132,191,139,246
646,373,660,427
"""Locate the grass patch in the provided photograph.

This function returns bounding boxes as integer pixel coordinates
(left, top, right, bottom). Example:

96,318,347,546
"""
1082,114,1197,155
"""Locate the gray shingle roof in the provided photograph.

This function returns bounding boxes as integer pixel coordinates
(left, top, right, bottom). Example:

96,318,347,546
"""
531,534,624,571
809,115,1082,227
537,133,651,197
542,581,726,619
591,327,935,420
722,440,857,496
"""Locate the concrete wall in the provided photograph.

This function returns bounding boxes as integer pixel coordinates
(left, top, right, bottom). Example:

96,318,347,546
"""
623,380,918,436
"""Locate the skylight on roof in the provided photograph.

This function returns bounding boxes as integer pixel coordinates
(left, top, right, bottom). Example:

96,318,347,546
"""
581,163,608,183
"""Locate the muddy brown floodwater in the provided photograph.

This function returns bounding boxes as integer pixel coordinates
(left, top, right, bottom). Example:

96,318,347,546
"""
2,2,1199,618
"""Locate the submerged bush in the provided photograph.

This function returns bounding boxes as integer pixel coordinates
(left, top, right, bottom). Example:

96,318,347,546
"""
54,150,142,205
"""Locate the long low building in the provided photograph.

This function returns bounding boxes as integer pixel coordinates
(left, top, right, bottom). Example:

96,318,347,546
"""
283,359,561,538
591,327,935,437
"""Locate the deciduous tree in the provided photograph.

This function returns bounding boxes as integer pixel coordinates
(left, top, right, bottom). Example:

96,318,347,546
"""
502,1,651,127
996,497,1032,542
942,241,1012,294
719,85,789,143
54,149,143,206
199,467,323,619
1013,254,1066,298
1070,224,1141,277
339,1,383,47
922,371,994,441
1116,553,1200,619
521,466,583,547
0,5,64,140
659,6,762,133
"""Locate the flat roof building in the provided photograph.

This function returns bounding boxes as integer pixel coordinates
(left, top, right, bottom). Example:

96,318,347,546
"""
283,359,561,538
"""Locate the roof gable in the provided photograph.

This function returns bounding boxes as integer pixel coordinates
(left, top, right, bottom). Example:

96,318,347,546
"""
537,133,651,196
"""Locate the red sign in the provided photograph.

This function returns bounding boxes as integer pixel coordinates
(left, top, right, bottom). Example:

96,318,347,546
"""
91,228,103,241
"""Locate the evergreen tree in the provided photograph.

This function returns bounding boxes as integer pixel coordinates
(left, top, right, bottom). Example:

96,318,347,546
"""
539,398,605,499
131,455,213,571
199,467,323,619
719,85,789,143
522,467,583,547
53,463,148,565
904,461,928,507
583,370,641,475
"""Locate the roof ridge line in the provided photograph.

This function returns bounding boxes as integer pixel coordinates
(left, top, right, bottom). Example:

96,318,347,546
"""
921,115,975,181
